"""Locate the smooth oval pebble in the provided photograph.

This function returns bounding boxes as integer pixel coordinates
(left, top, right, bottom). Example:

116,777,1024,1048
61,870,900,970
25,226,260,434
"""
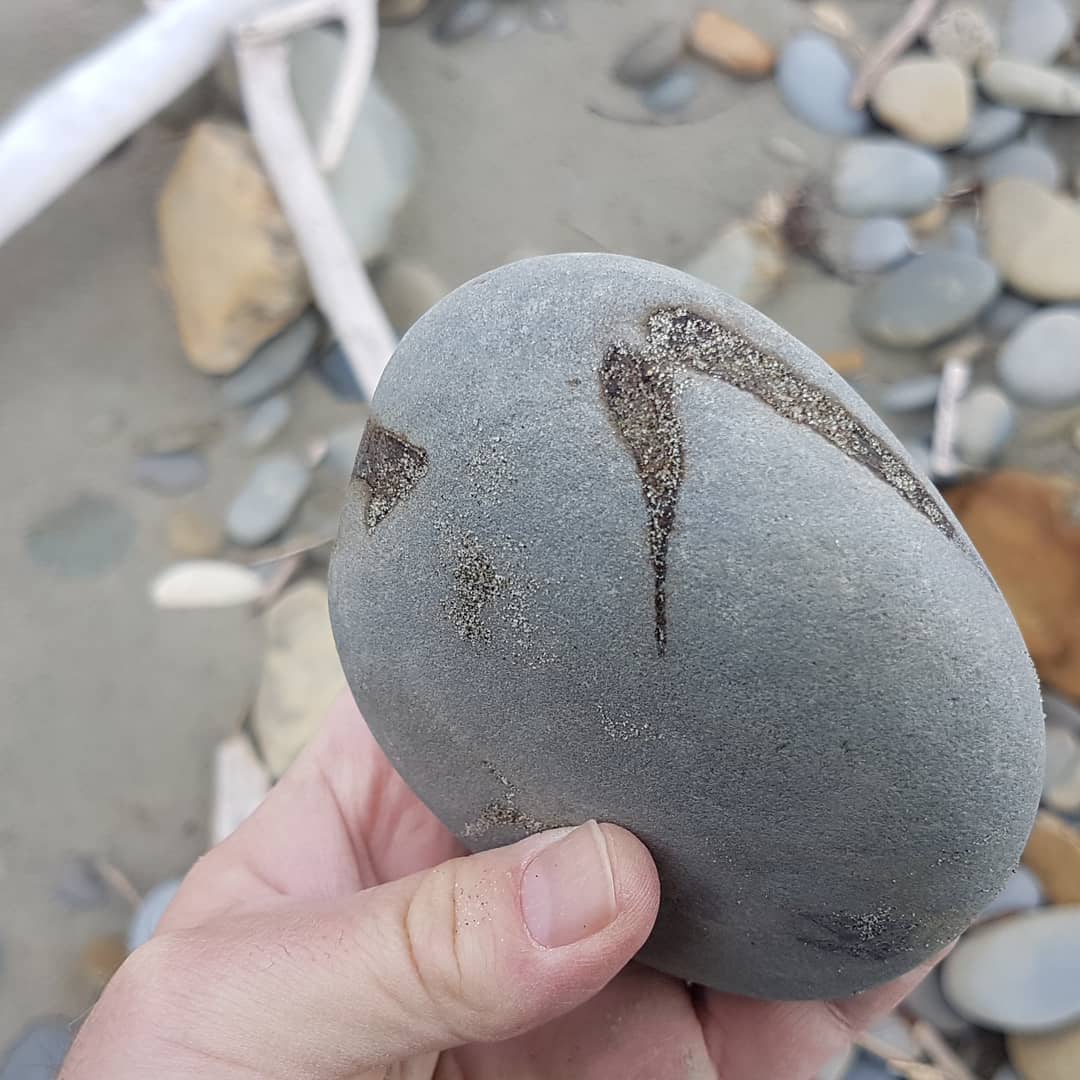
776,32,870,136
127,879,183,952
612,20,684,86
329,253,1043,999
151,560,265,609
241,393,292,450
870,55,973,148
1003,0,1074,64
641,67,699,114
962,104,1026,154
854,251,1000,347
980,865,1044,921
980,58,1080,114
978,142,1062,188
948,219,981,255
433,0,494,42
132,450,209,496
226,454,311,546
942,906,1080,1031
849,217,913,274
903,969,972,1036
220,312,318,408
982,293,1039,338
954,385,1016,467
999,310,1080,406
879,373,942,413
1009,1019,1080,1080
832,138,948,217
0,1020,74,1080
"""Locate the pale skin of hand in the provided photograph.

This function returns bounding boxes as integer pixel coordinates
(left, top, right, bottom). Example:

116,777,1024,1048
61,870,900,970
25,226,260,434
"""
62,694,935,1080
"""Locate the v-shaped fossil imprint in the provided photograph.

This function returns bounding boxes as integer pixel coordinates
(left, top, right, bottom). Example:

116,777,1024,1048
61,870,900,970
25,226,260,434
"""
600,307,957,656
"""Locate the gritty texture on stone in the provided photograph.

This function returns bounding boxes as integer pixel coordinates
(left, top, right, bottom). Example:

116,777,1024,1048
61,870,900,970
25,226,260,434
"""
329,253,1043,1000
352,416,429,530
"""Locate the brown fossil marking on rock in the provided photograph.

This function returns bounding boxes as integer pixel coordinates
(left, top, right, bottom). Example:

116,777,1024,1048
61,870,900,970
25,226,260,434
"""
352,416,428,530
600,306,957,654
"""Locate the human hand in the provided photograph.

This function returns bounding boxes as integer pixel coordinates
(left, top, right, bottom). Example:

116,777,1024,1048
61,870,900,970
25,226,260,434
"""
63,694,933,1080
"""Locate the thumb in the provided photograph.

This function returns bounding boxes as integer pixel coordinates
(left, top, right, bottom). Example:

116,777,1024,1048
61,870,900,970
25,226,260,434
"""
68,822,660,1079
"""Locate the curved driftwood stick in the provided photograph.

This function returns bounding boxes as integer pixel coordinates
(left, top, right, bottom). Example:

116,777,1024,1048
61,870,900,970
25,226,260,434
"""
848,0,940,109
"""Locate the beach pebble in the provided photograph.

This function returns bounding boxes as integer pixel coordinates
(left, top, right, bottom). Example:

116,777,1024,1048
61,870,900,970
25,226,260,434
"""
962,104,1026,153
980,58,1080,114
979,142,1062,188
832,138,948,217
684,220,785,306
980,866,1044,920
151,561,266,610
433,0,494,42
378,0,428,23
942,906,1080,1031
612,21,684,86
133,450,209,496
528,0,567,34
317,343,366,401
999,310,1080,405
1003,0,1074,64
880,373,942,413
908,200,949,236
1024,812,1080,904
849,218,913,273
982,293,1039,338
903,969,973,1036
220,312,318,408
0,1020,74,1080
688,10,775,79
776,32,870,136
871,56,973,147
955,386,1016,467
948,219,981,254
166,507,224,558
241,393,292,451
376,260,449,334
642,67,700,114
329,252,1042,999
54,856,109,911
854,251,1000,347
127,880,182,952
927,3,1000,67
1045,692,1080,733
985,178,1080,300
226,454,311,546
1009,1019,1080,1080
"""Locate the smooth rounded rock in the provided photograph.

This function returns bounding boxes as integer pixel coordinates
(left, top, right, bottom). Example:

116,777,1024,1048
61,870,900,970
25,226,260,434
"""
954,385,1016,467
832,138,948,217
127,879,182,952
854,251,1000,347
132,450,209,496
978,142,1062,188
982,293,1039,338
962,104,1026,153
776,32,870,136
927,3,1000,67
848,217,913,274
220,312,318,408
879,373,942,413
433,0,495,42
166,507,224,558
329,253,1043,999
948,219,981,255
942,906,1080,1031
903,969,972,1036
979,865,1044,920
980,58,1080,114
613,21,684,86
999,310,1080,405
226,454,311,546
1003,0,1074,64
0,1020,74,1080
1009,1020,1080,1080
641,67,699,114
241,393,292,451
871,56,973,147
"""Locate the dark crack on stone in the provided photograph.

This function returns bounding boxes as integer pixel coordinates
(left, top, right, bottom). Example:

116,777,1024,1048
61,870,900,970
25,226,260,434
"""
600,306,958,654
796,907,919,962
352,416,428,530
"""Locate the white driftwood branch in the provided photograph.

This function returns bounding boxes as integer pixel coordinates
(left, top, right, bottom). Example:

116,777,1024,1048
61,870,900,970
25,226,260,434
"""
234,3,396,399
0,0,282,246
930,356,973,481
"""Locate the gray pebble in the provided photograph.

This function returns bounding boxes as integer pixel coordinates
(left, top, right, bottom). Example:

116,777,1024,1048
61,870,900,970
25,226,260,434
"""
978,142,1062,188
832,138,949,217
981,293,1039,338
880,373,942,413
642,67,699,114
948,219,981,255
241,393,292,451
433,0,495,42
954,386,1016,467
613,21,685,87
979,865,1043,921
0,1020,73,1080
1003,0,1074,64
330,252,1041,999
53,856,109,911
998,310,1080,405
486,6,523,39
226,454,311,546
26,493,134,578
133,450,209,496
220,312,319,408
127,879,183,952
854,251,1000,347
849,217,913,274
980,58,1080,114
528,0,567,34
962,104,1027,154
1045,690,1080,733
903,969,972,1036
776,32,870,137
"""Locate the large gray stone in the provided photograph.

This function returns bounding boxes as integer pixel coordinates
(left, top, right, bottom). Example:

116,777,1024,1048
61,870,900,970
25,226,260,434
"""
329,253,1043,1000
832,139,949,217
998,310,1080,405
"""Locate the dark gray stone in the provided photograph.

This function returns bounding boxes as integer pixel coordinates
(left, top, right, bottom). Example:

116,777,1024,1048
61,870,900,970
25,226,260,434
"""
433,0,495,42
998,310,1080,405
776,32,870,136
220,312,319,408
132,450,209,496
613,21,684,87
329,253,1043,1000
0,1020,73,1080
854,252,1000,347
832,138,948,217
641,67,699,114
226,454,311,546
962,105,1026,154
25,493,134,578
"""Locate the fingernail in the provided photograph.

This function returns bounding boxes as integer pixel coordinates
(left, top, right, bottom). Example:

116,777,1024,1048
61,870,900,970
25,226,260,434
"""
521,821,618,948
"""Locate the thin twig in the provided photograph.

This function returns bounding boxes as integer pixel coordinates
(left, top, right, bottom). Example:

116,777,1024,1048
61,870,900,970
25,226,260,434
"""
911,1021,978,1080
930,355,973,481
246,533,336,566
253,552,305,610
91,857,142,909
854,1033,947,1080
849,0,941,108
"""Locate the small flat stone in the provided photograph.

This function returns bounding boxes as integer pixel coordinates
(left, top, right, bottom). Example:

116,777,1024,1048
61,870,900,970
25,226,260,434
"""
689,10,775,79
0,1020,74,1080
54,856,109,911
26,493,134,578
903,969,973,1036
151,561,266,609
317,343,366,401
1023,811,1080,903
955,385,1016,467
134,418,219,456
880,373,942,413
378,0,428,23
980,865,1044,920
927,3,1000,67
979,142,1062,188
980,58,1080,114
433,0,495,42
832,138,948,217
1009,1020,1080,1080
776,32,870,136
613,21,685,87
486,6,523,39
982,293,1039,338
999,310,1080,406
128,880,182,952
684,220,785,306
962,104,1026,153
166,507,224,558
854,251,1000,347
942,907,1080,1031
220,311,319,408
849,217,913,273
871,55,973,147
79,934,127,991
375,259,449,334
225,454,311,547
241,393,292,451
133,450,208,496
1003,0,1074,64
985,178,1080,300
642,67,700,114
